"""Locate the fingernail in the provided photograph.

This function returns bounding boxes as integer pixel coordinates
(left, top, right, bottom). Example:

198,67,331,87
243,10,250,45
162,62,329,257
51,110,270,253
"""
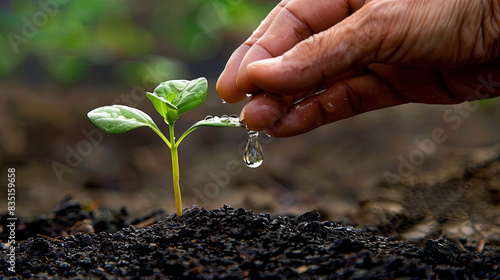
248,57,281,69
264,128,275,137
239,106,246,123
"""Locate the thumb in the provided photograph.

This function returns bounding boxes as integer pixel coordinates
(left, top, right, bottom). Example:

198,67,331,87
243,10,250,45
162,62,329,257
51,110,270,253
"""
246,0,467,94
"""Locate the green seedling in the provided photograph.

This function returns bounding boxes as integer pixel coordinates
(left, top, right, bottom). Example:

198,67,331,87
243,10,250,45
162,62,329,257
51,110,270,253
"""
87,77,245,216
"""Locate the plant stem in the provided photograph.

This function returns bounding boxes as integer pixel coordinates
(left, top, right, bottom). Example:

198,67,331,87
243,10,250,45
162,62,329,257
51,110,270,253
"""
151,126,171,149
169,123,182,216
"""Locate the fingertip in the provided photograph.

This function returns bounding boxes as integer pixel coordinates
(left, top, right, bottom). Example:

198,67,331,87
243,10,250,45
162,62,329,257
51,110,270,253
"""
216,72,247,103
236,63,263,95
240,93,288,132
217,44,254,103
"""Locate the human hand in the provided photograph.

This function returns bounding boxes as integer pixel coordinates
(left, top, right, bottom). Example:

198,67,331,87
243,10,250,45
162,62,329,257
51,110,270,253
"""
217,0,500,137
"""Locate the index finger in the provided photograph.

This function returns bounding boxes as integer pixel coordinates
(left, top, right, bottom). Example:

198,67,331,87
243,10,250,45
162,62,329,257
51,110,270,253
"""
217,0,368,103
217,0,291,103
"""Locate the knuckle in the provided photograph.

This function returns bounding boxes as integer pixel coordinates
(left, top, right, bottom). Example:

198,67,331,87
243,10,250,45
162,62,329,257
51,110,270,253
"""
348,1,393,62
292,33,325,60
478,0,500,61
452,0,500,63
339,80,364,115
312,99,326,127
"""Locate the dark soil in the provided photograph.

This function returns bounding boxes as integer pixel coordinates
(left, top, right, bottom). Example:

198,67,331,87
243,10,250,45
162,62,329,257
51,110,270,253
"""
1,198,499,279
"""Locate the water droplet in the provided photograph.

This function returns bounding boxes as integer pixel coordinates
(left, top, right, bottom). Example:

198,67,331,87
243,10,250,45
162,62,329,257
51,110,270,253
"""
221,98,227,104
111,112,118,118
204,115,214,120
246,93,252,97
243,129,263,168
229,114,238,119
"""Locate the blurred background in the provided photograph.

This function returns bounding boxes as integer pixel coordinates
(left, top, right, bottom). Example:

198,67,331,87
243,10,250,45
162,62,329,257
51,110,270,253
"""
1,0,500,221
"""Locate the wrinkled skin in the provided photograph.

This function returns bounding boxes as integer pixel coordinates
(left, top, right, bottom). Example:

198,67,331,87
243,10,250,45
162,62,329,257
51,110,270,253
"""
217,0,500,137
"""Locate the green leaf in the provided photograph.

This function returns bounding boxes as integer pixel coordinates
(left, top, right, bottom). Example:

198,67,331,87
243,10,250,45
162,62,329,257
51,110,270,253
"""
87,105,160,134
146,92,178,120
148,77,207,124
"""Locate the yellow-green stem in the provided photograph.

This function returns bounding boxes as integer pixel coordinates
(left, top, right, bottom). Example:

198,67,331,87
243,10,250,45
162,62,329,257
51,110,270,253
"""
169,124,182,216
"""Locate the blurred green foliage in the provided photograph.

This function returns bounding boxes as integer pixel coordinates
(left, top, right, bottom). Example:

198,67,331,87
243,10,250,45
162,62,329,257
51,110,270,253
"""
0,0,275,83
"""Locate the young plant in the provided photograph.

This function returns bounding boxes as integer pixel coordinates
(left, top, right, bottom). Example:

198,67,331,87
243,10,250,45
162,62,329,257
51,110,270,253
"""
87,77,243,216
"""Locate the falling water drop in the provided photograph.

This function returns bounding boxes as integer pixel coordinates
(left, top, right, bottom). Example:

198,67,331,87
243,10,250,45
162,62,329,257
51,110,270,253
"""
243,129,264,168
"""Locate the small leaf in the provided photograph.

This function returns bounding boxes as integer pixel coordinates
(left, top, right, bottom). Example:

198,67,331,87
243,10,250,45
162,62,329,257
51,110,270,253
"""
87,105,160,134
149,77,207,124
173,77,207,115
146,92,178,121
